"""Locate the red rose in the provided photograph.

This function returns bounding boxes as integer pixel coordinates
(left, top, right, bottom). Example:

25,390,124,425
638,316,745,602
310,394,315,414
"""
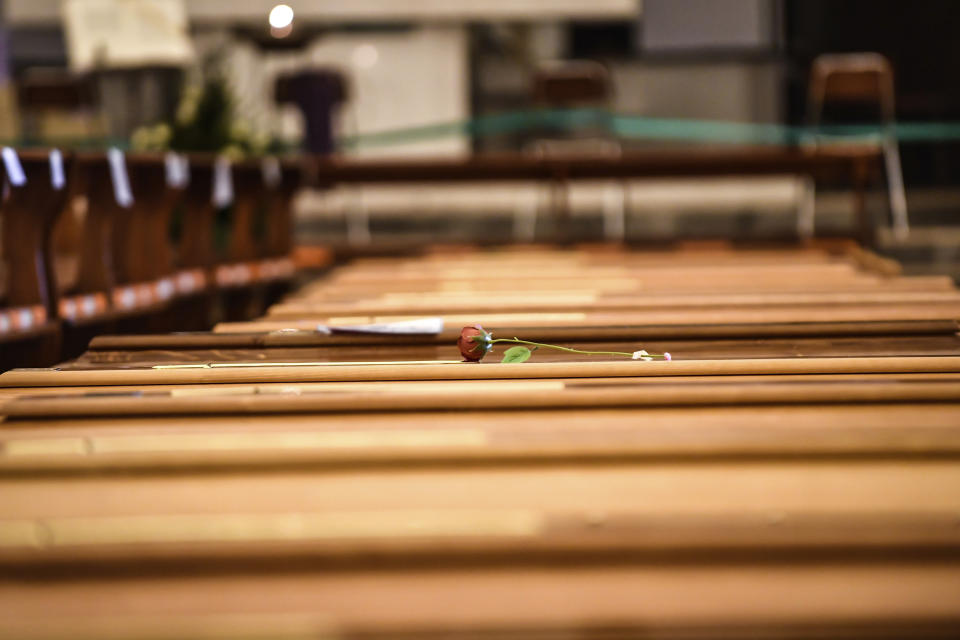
458,325,490,361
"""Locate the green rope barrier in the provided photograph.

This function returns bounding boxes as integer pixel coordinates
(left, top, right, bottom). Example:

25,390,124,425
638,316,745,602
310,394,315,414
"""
338,108,960,150
336,108,611,150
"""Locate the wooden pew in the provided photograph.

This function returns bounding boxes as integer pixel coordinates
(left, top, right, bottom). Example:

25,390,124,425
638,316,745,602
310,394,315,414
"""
168,152,282,330
55,151,177,356
109,152,191,335
310,145,883,243
0,148,70,370
215,156,304,320
260,157,305,307
1,147,304,368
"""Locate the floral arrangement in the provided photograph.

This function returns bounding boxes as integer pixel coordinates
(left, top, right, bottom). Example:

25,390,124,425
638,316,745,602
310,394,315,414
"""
130,49,279,159
458,325,671,363
131,77,273,159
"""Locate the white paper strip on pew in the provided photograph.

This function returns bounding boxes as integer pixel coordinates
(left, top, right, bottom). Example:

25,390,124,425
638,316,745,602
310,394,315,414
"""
165,152,189,189
1,147,26,186
106,147,133,207
49,149,65,190
316,317,445,335
212,155,233,207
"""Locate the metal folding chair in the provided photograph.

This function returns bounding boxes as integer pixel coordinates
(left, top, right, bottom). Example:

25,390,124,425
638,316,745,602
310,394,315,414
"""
529,61,624,242
807,53,909,240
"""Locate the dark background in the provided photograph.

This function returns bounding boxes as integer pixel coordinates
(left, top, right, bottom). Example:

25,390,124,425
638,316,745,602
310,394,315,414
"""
784,0,960,185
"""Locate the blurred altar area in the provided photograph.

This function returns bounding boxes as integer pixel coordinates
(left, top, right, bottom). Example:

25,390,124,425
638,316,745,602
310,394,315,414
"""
1,0,959,266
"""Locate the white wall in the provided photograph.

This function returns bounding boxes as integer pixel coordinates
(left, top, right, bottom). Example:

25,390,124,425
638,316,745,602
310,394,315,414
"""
610,60,783,123
641,0,777,52
215,26,470,157
310,26,469,157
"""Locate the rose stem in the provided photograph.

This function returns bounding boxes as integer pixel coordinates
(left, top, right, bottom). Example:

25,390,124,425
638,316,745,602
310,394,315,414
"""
488,338,667,359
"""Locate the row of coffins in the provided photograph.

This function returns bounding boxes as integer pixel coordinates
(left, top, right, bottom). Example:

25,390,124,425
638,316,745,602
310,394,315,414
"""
1,142,885,372
1,240,959,638
0,148,305,371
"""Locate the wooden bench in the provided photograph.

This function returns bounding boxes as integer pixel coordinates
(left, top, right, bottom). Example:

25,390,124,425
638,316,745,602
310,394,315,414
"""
0,148,70,370
0,148,303,369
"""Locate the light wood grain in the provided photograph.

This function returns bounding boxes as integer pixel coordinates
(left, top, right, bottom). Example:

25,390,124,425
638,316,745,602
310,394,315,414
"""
6,356,960,387
2,563,960,639
1,403,958,473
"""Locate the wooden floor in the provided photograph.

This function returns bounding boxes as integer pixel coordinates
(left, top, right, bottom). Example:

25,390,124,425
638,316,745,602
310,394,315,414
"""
2,241,959,639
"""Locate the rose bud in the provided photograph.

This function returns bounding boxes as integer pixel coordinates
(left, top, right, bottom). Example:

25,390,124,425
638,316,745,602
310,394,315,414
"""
458,325,491,362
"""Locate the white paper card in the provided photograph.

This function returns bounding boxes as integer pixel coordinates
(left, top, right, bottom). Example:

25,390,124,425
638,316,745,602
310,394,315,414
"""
107,147,133,207
2,147,26,186
165,152,189,189
212,156,233,207
319,317,445,335
49,149,65,190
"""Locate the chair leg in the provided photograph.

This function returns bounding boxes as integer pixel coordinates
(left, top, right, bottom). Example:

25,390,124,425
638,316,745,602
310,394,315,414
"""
346,187,372,246
601,181,626,242
883,138,909,240
796,176,816,240
512,191,538,243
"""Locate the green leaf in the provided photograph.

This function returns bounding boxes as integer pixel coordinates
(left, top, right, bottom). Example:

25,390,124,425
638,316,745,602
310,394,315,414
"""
501,346,532,363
